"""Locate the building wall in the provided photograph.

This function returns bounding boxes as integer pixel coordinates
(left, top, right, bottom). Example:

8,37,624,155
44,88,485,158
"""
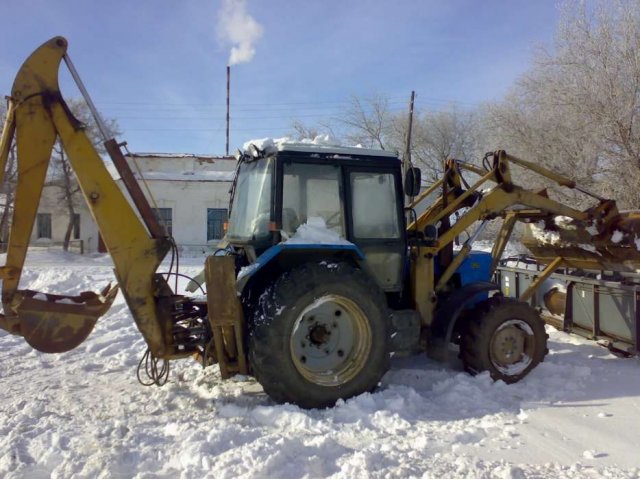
144,179,232,250
31,154,236,254
30,186,100,253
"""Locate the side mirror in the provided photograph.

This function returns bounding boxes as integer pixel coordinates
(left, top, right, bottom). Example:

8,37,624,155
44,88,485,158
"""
404,167,421,197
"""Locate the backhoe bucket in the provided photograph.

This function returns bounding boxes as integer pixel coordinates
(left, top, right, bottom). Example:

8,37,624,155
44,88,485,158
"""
11,284,119,353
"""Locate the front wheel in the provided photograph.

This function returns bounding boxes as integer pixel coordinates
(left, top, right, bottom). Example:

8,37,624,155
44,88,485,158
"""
248,262,390,409
460,298,548,383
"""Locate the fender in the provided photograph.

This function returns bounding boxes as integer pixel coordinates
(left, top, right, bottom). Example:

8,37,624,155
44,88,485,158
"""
427,281,501,362
236,242,366,293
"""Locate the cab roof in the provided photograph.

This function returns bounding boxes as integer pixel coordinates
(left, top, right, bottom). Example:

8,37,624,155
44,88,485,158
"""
241,139,401,164
276,142,399,159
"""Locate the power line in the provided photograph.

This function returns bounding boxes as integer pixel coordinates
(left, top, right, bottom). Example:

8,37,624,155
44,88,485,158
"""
114,106,474,128
111,108,410,121
130,124,315,132
95,95,481,110
96,97,410,107
100,101,410,114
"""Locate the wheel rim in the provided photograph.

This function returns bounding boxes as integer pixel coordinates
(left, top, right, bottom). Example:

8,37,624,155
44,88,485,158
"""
290,295,372,387
489,319,535,376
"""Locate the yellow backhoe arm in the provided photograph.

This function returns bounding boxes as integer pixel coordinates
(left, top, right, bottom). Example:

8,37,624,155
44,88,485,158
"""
0,37,175,357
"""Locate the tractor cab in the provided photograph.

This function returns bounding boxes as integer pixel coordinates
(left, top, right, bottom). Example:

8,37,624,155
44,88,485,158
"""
226,142,408,292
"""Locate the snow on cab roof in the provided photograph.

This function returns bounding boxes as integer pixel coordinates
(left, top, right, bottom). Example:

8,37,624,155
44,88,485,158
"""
243,137,399,159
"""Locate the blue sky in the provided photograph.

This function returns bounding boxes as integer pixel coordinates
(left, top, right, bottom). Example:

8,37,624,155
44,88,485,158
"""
0,0,560,155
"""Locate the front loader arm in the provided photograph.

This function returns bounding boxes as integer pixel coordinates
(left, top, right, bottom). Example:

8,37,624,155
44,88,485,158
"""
0,37,174,357
408,150,627,327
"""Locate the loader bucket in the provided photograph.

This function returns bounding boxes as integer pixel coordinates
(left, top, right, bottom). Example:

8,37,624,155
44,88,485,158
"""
13,284,119,353
522,212,640,272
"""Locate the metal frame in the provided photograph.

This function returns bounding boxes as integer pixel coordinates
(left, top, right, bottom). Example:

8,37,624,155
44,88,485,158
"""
495,263,640,355
406,150,621,328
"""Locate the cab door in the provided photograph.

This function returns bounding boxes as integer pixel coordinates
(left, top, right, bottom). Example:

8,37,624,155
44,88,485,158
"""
345,168,406,292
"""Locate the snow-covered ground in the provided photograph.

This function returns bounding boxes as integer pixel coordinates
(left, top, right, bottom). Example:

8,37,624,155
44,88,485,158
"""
1,251,639,478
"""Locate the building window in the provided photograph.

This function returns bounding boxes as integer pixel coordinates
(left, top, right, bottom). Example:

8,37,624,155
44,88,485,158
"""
37,213,52,239
73,213,80,240
152,208,173,236
207,208,228,241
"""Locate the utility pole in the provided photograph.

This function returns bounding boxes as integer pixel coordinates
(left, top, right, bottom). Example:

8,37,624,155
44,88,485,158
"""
403,90,415,203
226,65,230,157
403,90,415,179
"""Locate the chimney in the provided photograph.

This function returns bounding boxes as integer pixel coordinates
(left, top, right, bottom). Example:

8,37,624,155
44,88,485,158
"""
225,65,230,156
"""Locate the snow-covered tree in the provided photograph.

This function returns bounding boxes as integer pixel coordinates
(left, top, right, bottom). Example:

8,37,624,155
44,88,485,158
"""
488,0,640,207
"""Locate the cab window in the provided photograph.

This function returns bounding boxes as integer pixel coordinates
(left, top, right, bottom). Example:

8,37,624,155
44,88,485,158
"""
350,172,400,239
282,163,344,237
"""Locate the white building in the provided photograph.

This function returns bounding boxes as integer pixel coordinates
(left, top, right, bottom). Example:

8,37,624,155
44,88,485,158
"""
30,153,236,254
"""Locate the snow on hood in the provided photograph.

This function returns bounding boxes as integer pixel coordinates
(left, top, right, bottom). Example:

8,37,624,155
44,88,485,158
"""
284,216,352,246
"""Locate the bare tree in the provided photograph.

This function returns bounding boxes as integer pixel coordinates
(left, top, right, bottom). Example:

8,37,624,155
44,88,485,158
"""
341,94,395,150
0,100,17,250
290,120,321,141
47,98,119,251
289,119,341,143
337,94,481,184
48,145,82,251
409,107,479,182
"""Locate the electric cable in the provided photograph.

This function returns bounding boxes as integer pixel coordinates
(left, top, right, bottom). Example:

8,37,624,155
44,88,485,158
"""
136,348,170,387
157,272,206,295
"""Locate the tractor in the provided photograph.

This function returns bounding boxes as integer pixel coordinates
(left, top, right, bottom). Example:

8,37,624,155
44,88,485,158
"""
2,37,635,408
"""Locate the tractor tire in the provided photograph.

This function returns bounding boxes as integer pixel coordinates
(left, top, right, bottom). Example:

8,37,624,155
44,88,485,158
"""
460,297,548,384
248,261,390,409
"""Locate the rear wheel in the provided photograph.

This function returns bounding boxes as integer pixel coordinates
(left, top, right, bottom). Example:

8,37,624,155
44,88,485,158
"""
248,262,390,408
460,298,548,383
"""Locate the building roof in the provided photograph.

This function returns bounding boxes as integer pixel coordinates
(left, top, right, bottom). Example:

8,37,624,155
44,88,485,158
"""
127,153,235,161
133,171,234,182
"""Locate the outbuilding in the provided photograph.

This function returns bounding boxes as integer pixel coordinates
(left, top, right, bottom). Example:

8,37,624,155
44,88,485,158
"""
30,153,236,254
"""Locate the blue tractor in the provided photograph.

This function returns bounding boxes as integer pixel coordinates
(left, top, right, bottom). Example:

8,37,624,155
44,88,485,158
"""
202,143,550,408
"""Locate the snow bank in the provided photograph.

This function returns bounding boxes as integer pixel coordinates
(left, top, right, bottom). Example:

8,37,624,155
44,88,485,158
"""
1,252,640,478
